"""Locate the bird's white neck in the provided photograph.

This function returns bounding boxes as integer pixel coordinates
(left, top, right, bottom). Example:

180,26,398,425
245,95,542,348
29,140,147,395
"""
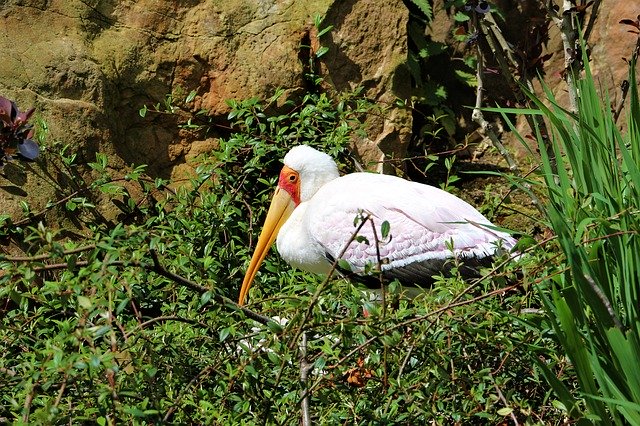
299,169,339,202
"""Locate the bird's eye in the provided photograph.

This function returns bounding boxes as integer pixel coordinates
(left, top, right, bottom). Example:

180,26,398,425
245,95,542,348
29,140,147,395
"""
288,174,297,182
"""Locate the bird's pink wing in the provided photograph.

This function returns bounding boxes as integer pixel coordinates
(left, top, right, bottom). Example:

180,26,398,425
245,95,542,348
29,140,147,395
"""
305,173,514,280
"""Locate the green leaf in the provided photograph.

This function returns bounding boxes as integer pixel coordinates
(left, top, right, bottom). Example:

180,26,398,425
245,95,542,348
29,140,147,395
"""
337,259,352,271
453,11,470,22
266,320,283,334
317,25,334,38
185,90,197,103
316,46,329,58
219,327,231,342
497,407,513,416
381,220,390,239
77,296,92,309
407,0,432,19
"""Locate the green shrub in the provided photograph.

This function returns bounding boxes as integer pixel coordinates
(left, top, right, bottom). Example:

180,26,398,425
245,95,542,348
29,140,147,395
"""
0,88,564,424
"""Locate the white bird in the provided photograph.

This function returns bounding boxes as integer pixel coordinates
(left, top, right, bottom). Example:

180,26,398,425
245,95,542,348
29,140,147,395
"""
238,145,516,305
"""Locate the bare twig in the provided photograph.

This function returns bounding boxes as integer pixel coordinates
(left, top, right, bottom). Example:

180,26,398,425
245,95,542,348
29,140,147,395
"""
477,9,557,176
22,383,35,424
328,282,521,369
163,365,215,422
299,332,312,426
53,374,68,409
287,213,373,350
548,0,580,113
471,13,518,171
489,372,520,426
582,0,603,47
124,315,211,339
0,244,96,262
584,274,624,331
368,216,389,388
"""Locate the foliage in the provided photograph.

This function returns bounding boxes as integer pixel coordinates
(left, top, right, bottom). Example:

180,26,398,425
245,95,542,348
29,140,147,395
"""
0,84,568,424
0,96,39,167
495,54,640,423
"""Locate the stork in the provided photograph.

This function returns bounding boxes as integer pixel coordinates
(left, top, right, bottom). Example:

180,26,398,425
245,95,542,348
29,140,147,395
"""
238,145,516,305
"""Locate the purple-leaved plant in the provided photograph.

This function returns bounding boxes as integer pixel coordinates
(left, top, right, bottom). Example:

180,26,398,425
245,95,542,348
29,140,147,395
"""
0,96,39,167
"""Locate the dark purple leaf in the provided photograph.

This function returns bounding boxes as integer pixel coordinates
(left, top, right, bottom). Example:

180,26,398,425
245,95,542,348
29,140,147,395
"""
619,19,640,28
0,97,12,125
17,139,39,160
8,100,17,121
16,108,35,124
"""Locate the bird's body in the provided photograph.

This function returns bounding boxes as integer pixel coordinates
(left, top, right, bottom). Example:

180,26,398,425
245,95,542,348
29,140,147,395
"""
238,145,516,305
278,172,513,284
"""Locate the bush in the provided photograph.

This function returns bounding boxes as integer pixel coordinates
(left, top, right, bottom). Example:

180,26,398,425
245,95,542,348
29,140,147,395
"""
0,88,566,424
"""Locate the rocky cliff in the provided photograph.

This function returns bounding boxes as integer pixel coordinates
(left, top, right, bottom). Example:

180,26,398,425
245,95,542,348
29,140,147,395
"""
0,0,637,224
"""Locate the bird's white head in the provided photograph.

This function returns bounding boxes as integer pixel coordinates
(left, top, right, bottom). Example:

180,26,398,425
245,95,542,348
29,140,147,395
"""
238,145,339,305
282,145,339,203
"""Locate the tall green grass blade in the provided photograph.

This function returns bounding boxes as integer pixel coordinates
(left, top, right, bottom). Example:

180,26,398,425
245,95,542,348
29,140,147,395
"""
498,48,640,424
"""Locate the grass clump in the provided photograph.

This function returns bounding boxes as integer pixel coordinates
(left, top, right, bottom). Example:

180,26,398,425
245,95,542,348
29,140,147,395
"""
497,55,640,423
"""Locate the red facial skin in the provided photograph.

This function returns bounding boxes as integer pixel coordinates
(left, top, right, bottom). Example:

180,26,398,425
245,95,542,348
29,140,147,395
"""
278,166,301,206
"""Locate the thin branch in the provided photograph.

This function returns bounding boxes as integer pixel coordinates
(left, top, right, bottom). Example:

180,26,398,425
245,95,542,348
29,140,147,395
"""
584,274,624,331
10,188,88,227
477,10,556,175
124,315,210,339
471,14,518,171
1,244,96,262
287,213,373,350
613,36,640,123
299,332,312,426
555,0,580,113
163,365,215,422
489,372,520,426
582,0,603,43
368,216,389,388
328,282,521,369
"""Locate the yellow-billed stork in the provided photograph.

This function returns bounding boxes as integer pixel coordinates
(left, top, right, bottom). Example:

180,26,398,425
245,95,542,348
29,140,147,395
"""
238,145,515,305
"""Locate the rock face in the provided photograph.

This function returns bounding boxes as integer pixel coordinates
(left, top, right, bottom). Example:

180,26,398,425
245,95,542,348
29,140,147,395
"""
0,0,410,222
0,0,636,225
321,0,412,172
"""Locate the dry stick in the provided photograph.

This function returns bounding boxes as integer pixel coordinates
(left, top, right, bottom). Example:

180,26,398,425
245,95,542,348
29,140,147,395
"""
582,0,602,43
368,216,388,389
547,0,580,114
22,383,35,424
299,332,312,426
296,237,563,401
329,282,521,371
163,365,216,422
471,13,518,172
489,372,520,426
478,12,555,201
584,274,624,331
124,315,209,340
286,213,380,422
52,374,68,410
1,244,96,262
9,188,88,227
287,212,373,351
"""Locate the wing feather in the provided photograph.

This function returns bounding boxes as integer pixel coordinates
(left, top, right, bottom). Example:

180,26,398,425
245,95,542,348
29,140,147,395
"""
305,173,514,284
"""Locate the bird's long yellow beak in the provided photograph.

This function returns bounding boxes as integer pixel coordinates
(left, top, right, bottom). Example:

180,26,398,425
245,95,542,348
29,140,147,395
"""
238,187,296,305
